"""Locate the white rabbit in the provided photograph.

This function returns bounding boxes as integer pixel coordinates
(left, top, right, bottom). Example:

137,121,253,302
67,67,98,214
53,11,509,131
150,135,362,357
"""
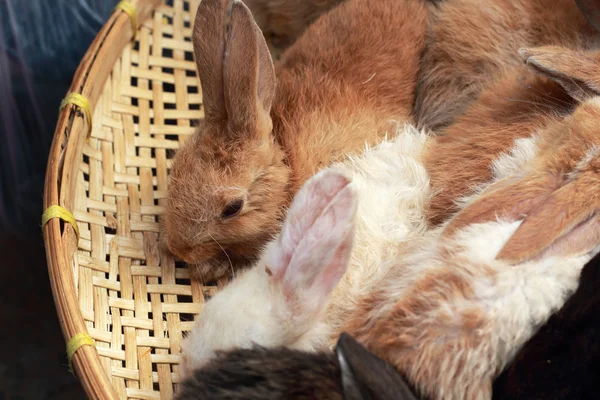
179,123,432,379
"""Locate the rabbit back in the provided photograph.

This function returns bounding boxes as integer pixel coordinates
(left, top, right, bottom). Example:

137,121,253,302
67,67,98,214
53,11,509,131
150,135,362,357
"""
273,0,430,188
415,0,599,130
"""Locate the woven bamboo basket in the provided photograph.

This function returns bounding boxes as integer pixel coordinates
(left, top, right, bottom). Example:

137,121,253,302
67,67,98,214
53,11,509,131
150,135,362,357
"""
41,0,238,398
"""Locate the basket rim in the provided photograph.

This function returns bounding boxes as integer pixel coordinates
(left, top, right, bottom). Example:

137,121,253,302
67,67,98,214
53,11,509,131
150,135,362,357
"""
42,1,162,398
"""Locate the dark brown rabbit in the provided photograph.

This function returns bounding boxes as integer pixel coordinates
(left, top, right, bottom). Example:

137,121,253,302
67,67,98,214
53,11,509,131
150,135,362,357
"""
175,333,419,400
414,0,600,131
165,0,429,279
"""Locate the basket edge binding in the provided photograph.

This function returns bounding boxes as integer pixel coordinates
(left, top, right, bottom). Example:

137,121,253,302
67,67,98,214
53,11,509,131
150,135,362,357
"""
42,1,163,399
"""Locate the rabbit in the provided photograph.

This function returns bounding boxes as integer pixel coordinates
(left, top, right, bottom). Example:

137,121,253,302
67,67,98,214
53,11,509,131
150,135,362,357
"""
244,0,443,54
413,0,600,131
424,39,600,226
242,0,346,53
176,332,420,400
165,0,429,279
178,124,433,380
342,81,600,400
492,252,600,400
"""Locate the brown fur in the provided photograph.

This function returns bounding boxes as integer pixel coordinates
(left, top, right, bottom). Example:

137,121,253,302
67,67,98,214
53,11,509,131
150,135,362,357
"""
424,66,576,226
433,46,600,263
414,0,600,131
166,0,429,278
521,46,600,101
244,0,346,51
272,0,427,190
424,0,600,226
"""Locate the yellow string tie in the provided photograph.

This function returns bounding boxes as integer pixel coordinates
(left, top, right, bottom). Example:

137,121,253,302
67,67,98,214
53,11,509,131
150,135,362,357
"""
59,93,92,136
115,1,138,41
66,333,95,374
42,205,80,238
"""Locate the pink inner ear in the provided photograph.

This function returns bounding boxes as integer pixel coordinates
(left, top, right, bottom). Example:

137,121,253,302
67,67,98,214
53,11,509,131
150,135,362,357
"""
267,169,353,278
280,182,357,315
284,185,356,289
538,215,600,260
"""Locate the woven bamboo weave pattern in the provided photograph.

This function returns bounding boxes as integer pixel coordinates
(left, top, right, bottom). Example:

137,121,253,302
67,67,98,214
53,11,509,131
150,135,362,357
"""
43,0,230,398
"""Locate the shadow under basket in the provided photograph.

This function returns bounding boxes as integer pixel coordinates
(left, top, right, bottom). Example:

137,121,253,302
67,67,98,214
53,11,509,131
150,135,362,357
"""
42,1,225,398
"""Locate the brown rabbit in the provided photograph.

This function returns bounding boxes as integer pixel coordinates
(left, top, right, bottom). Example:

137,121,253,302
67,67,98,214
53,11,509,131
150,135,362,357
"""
424,62,574,225
165,0,428,279
413,0,600,131
424,0,600,226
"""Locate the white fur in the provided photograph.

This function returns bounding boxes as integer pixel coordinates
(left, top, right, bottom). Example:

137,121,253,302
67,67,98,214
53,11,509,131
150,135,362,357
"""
455,134,539,209
571,144,600,180
490,135,539,179
179,123,432,377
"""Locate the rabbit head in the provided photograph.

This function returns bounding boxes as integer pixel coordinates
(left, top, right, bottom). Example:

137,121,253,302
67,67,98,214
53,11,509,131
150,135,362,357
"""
165,0,291,267
179,168,358,378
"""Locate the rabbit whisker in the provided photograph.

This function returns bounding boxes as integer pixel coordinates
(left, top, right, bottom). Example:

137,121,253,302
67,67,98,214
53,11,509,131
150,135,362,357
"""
208,233,235,278
362,73,376,84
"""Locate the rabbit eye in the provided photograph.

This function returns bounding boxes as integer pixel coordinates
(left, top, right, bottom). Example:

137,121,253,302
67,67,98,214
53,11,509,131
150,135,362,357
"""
221,199,244,219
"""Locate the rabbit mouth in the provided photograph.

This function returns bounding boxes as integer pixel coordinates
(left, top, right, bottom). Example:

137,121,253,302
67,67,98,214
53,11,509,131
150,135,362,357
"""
178,246,220,265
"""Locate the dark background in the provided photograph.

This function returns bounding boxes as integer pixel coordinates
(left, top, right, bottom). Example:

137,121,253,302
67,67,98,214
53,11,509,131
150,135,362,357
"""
1,1,119,398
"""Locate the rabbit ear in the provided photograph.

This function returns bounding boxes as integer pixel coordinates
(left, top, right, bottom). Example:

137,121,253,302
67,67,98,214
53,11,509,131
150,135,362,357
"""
575,0,600,31
336,333,419,400
192,0,229,122
223,0,276,134
519,46,600,102
265,169,357,320
442,174,557,240
443,170,600,265
497,172,600,264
